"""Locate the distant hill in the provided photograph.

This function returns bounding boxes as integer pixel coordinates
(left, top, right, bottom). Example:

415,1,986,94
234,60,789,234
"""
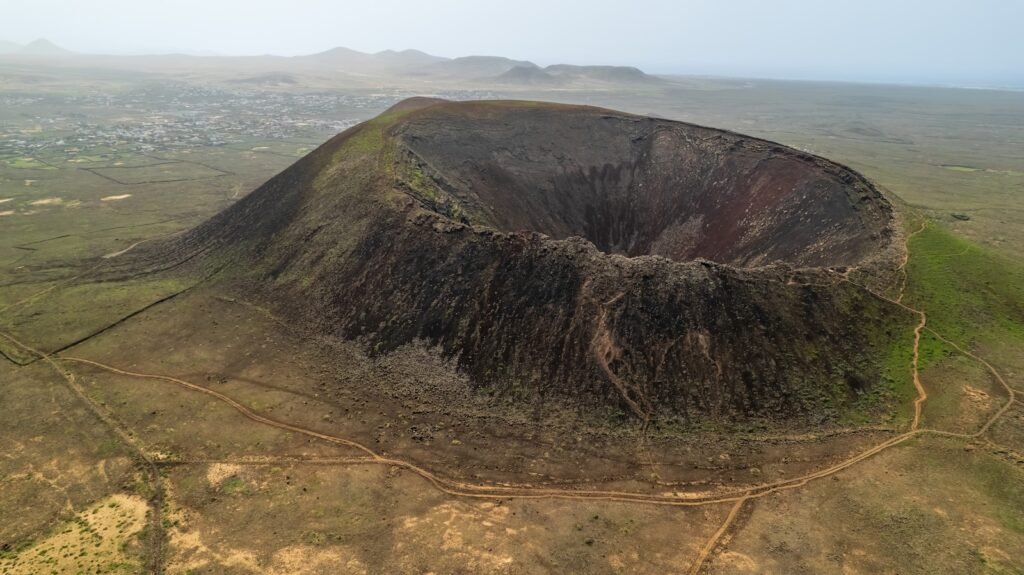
372,49,447,68
299,48,544,80
298,47,445,74
430,56,538,78
226,72,299,86
491,63,659,85
545,64,661,84
494,64,662,86
302,46,368,64
19,38,74,57
0,42,662,87
494,66,566,86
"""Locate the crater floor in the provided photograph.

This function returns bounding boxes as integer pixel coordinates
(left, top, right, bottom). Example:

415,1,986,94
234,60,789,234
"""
394,101,894,268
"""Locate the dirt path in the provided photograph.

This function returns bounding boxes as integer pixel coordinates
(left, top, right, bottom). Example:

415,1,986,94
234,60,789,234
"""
895,220,928,304
100,229,181,259
52,349,1009,509
0,332,166,574
2,292,1014,573
3,221,1019,574
689,497,747,575
102,239,151,259
909,307,928,431
686,218,1011,573
924,327,1018,437
883,219,931,430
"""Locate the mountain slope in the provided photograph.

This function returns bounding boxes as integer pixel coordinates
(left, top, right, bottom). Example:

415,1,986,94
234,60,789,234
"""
132,98,912,426
431,55,538,78
494,66,566,86
18,39,74,57
545,64,663,84
298,46,447,74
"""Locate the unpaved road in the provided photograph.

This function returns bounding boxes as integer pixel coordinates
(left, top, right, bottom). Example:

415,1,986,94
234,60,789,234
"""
1,221,1018,574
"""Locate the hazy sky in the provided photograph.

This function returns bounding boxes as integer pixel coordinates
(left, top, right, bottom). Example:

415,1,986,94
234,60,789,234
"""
3,0,1022,86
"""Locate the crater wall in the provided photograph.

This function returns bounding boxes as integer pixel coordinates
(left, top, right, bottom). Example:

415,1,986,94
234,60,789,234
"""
142,99,910,426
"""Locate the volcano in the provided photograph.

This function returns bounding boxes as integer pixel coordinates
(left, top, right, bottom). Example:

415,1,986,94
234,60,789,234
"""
149,98,911,425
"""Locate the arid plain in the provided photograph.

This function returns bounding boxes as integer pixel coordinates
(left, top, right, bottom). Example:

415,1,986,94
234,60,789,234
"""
1,51,1023,574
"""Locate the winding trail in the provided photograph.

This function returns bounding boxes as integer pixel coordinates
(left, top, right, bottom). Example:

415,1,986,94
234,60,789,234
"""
2,316,964,509
890,219,930,431
895,220,928,304
2,218,1019,574
685,218,1014,573
908,307,928,431
50,348,1012,508
102,239,152,259
903,303,928,432
924,327,1018,438
102,229,184,259
0,332,166,575
0,305,1011,573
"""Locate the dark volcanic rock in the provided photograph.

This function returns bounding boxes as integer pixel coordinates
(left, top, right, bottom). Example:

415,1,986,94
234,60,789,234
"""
152,99,911,426
394,104,890,267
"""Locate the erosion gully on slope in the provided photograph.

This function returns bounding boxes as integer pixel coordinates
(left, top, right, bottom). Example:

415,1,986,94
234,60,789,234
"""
0,220,1017,574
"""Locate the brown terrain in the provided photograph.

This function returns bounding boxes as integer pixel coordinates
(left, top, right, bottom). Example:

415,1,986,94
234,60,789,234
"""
3,97,1021,574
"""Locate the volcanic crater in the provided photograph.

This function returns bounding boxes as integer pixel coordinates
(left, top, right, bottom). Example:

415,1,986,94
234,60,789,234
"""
394,102,892,268
153,98,911,426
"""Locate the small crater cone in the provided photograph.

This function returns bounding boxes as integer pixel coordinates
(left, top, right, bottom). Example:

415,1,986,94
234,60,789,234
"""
154,99,909,426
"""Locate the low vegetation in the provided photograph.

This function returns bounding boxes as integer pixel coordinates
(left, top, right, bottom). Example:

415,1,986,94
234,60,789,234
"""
1,68,1022,574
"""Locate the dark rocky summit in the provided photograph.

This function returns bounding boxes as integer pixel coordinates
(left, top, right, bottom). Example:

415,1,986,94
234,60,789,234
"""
150,98,912,426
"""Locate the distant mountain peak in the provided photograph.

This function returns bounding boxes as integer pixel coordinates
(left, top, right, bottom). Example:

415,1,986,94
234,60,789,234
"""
301,46,447,71
309,46,368,59
431,55,539,78
19,38,74,56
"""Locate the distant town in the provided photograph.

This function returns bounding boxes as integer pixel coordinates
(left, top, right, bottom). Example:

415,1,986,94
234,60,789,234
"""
0,83,498,157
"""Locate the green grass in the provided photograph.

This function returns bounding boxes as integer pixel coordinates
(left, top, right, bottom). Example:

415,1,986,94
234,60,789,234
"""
4,157,56,170
904,222,1024,364
898,222,1024,432
843,219,1024,428
857,317,920,426
87,162,228,185
94,438,123,458
912,439,1024,538
400,163,473,224
0,275,195,362
332,109,409,160
219,476,249,496
64,154,112,165
974,457,1024,534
